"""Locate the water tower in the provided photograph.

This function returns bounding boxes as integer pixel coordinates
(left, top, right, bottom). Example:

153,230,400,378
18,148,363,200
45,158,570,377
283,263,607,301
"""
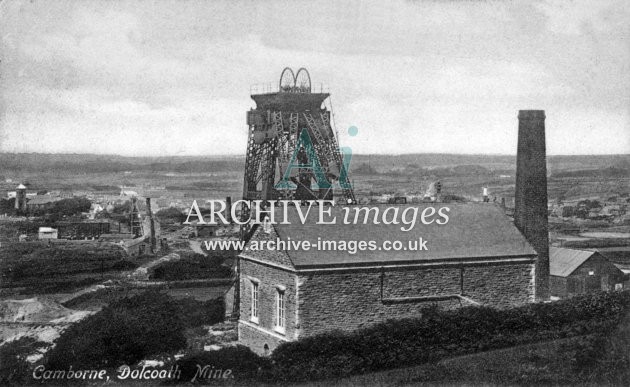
243,68,355,204
15,184,27,213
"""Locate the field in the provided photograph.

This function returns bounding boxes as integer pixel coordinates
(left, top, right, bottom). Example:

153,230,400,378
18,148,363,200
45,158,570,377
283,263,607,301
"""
1,153,628,206
0,241,142,296
0,152,628,385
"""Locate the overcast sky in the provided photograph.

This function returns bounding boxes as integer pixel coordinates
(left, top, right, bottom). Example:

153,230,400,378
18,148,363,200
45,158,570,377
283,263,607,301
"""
1,0,628,156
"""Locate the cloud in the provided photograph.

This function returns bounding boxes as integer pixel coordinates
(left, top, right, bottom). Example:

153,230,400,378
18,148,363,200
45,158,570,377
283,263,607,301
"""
0,0,628,156
534,0,629,35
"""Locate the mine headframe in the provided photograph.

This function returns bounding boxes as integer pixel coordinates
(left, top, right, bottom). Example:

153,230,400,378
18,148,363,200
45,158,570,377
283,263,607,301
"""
242,67,356,207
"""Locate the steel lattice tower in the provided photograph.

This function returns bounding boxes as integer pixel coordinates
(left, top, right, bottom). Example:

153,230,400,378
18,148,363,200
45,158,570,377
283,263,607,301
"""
243,68,356,205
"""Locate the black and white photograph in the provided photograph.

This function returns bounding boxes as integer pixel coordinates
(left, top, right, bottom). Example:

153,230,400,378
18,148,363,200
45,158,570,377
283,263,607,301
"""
1,0,629,385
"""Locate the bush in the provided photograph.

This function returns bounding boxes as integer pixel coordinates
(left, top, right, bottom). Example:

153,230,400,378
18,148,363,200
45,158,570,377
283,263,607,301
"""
179,297,225,328
0,338,46,385
43,291,630,383
270,291,630,381
156,207,186,224
32,197,92,219
0,198,16,216
571,334,608,373
45,291,187,369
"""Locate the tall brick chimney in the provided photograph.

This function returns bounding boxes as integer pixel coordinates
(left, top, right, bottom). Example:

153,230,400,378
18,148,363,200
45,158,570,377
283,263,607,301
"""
145,198,157,254
514,110,549,301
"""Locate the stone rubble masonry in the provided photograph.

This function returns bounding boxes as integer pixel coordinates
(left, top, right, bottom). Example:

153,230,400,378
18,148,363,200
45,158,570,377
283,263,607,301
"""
238,249,536,354
238,258,297,355
297,262,535,336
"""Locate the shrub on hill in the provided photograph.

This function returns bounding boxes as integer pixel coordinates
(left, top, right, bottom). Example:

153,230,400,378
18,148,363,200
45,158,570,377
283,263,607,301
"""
172,291,630,383
30,197,92,220
0,198,16,216
45,291,187,369
0,338,47,385
270,291,630,381
156,206,186,224
178,297,225,328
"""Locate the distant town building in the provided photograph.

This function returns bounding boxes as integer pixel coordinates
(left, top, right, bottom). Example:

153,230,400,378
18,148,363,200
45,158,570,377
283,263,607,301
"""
38,227,58,240
193,223,219,237
57,221,112,239
120,186,139,197
89,203,104,219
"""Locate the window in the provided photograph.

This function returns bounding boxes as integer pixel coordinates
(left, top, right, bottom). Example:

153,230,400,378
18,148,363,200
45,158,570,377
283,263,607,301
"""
275,289,285,333
251,281,259,323
588,270,595,276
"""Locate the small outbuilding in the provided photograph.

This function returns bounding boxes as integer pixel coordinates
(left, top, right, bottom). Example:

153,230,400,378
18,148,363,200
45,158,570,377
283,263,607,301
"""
193,224,219,237
550,247,626,298
38,227,58,240
123,236,150,257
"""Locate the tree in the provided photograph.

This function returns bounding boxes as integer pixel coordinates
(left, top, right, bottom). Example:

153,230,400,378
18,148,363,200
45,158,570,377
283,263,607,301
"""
156,207,186,224
0,198,16,216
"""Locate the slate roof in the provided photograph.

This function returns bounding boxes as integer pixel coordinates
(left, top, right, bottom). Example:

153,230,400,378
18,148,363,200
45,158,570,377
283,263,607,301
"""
268,203,536,269
550,247,597,277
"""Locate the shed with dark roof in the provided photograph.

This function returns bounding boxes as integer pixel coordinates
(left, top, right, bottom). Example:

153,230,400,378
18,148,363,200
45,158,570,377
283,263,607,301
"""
549,247,626,298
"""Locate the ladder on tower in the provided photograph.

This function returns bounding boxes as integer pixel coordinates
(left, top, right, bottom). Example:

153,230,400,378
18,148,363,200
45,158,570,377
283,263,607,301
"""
304,113,356,204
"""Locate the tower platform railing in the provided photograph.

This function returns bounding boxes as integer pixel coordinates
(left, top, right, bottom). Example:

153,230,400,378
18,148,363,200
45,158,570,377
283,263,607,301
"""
249,83,329,95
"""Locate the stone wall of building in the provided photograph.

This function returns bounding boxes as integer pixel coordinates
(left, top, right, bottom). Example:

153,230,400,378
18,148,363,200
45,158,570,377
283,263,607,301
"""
297,260,535,336
238,321,289,356
462,262,536,308
550,276,568,298
238,258,297,354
